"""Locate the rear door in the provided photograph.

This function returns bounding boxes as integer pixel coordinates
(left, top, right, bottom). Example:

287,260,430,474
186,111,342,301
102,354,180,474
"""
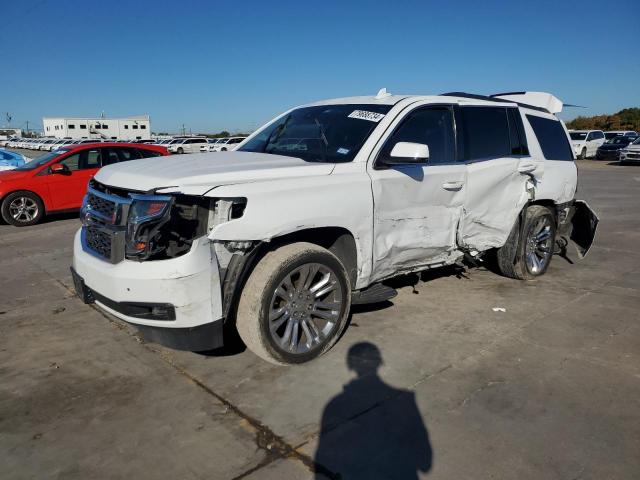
46,148,102,210
458,106,536,251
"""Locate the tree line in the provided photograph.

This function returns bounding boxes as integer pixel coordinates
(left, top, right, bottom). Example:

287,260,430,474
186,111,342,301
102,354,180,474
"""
566,107,640,131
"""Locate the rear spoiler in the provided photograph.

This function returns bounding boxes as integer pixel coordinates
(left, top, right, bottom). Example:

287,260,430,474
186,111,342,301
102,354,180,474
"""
490,92,564,114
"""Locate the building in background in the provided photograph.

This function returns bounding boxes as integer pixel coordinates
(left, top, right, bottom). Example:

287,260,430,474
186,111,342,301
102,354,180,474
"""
0,128,23,139
42,115,151,140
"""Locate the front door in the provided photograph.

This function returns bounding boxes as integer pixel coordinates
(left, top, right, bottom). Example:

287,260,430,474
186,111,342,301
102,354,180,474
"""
368,104,467,282
45,148,102,210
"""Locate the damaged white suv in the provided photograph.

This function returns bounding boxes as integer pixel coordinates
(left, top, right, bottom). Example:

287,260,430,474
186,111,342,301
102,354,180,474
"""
72,90,598,364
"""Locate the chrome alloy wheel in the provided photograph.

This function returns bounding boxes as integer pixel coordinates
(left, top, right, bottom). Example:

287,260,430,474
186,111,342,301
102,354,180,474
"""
9,196,39,223
268,263,344,354
524,216,554,275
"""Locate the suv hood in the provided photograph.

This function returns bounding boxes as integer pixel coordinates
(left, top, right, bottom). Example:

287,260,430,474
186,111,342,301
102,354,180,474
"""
95,151,336,194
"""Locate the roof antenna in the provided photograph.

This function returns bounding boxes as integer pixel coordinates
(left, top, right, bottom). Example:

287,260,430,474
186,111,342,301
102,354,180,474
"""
375,88,391,99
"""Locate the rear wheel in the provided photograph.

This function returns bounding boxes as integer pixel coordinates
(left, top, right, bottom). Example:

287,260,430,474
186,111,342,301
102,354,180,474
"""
496,205,556,280
236,242,351,365
1,191,44,227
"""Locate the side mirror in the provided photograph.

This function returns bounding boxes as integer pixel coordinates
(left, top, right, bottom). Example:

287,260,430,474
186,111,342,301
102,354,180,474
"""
385,142,430,165
50,163,70,175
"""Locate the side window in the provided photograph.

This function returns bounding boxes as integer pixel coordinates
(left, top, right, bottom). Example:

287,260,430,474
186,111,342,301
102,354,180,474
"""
80,149,102,169
507,109,529,155
102,148,120,166
116,148,142,162
586,132,594,141
525,115,573,161
138,149,162,158
379,107,455,165
595,131,604,139
460,107,511,161
59,153,80,171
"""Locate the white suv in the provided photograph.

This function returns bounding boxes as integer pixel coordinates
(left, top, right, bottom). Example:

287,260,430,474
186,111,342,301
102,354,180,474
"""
167,137,208,154
72,90,598,365
569,130,605,159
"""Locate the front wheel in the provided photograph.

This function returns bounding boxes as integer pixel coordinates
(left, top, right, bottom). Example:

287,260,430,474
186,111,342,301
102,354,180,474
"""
496,205,556,280
177,147,184,154
1,191,45,227
236,242,351,365
579,147,587,160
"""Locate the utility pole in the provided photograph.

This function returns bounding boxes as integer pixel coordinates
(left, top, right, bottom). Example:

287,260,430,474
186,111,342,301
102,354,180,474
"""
26,121,29,136
181,124,186,136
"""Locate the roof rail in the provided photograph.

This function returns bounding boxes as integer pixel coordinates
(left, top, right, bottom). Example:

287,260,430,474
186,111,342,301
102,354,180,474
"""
440,91,551,114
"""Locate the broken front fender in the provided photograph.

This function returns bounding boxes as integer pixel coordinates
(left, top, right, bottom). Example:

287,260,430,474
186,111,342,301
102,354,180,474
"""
559,200,599,259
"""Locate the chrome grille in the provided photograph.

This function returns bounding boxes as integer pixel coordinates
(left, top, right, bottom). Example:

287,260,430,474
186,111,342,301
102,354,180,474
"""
87,192,116,221
81,185,132,263
85,225,112,258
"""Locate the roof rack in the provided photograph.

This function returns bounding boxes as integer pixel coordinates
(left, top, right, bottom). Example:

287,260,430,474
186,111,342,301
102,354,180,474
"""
440,92,551,114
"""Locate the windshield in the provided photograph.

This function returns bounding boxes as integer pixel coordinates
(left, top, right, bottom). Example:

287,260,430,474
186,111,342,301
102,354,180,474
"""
239,104,392,163
607,137,631,145
14,149,68,171
570,132,587,141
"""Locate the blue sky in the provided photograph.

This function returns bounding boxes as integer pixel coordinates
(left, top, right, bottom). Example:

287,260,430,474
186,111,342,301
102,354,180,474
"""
1,0,638,134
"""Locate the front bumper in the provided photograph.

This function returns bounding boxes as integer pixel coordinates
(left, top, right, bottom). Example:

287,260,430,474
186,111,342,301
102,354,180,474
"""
596,150,620,160
72,229,225,350
620,151,640,163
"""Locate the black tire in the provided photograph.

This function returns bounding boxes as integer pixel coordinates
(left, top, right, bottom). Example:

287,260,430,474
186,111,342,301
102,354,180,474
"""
236,242,351,365
579,147,587,160
177,147,184,154
496,205,556,280
1,191,45,227
221,147,227,152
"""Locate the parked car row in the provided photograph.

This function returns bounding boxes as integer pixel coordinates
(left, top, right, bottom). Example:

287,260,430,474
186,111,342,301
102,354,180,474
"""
568,129,638,159
2,137,144,151
155,136,246,154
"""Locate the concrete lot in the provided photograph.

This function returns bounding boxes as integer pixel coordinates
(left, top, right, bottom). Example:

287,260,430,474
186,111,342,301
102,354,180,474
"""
1,160,639,479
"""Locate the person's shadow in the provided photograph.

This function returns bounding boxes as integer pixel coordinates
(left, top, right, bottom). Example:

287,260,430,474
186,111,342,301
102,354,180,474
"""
314,342,433,479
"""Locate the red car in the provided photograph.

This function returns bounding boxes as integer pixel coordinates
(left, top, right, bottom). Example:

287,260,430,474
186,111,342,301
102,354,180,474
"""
0,143,168,226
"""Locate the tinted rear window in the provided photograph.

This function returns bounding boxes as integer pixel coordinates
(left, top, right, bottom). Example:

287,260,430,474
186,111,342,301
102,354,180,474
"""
526,115,573,161
460,107,511,161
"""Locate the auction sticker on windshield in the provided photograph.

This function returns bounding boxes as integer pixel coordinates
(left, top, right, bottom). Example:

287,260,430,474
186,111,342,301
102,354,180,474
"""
348,110,386,122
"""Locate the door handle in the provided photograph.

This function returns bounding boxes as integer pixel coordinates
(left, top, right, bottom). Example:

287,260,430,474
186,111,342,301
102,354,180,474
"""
441,181,464,191
518,163,536,174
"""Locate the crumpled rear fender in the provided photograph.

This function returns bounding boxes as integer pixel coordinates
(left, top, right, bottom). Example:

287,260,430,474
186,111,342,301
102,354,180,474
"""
558,199,599,259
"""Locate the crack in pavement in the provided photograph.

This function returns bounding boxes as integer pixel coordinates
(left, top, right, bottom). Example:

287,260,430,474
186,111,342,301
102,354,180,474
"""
38,264,339,480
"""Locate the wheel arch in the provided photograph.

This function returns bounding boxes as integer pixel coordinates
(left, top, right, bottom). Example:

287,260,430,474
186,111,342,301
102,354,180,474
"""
219,226,359,325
